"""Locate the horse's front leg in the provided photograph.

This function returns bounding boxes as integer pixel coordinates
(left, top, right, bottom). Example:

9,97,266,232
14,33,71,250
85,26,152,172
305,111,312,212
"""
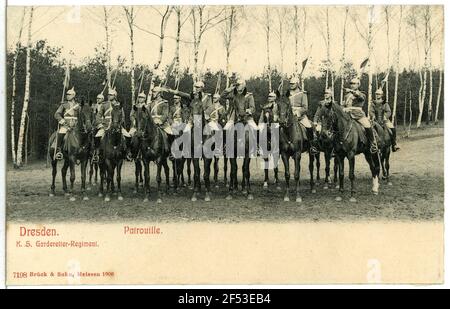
281,154,290,202
349,156,356,202
156,161,163,203
81,158,89,201
333,156,339,189
226,158,237,200
162,159,170,196
324,150,332,189
88,159,93,187
172,159,179,193
315,152,321,181
295,152,303,202
143,159,150,202
117,160,123,201
104,159,113,202
336,156,345,201
263,158,269,188
223,158,228,186
134,160,141,194
98,162,105,198
191,158,201,201
385,150,392,186
50,159,58,197
213,157,219,188
309,152,316,193
203,158,212,201
187,158,192,187
61,159,69,196
244,158,253,200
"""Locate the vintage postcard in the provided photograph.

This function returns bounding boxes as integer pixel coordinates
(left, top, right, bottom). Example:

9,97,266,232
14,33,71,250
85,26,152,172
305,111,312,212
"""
4,3,444,286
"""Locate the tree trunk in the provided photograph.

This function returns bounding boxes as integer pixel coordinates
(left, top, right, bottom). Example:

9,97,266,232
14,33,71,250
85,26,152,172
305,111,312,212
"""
392,6,402,124
427,68,433,125
11,8,26,168
130,25,135,105
417,68,427,128
24,113,29,165
16,7,33,167
385,7,390,104
403,90,407,131
434,68,442,124
103,7,111,88
408,89,412,136
340,7,348,105
265,7,272,91
294,6,299,74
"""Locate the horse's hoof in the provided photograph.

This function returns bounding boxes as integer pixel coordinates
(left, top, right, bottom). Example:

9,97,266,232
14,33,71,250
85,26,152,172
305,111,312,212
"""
104,197,110,202
157,198,162,204
323,185,329,190
133,190,138,194
349,197,357,203
335,196,342,202
83,196,89,201
263,182,268,188
118,196,123,201
69,196,76,202
296,197,302,203
65,193,70,197
247,194,254,200
388,182,393,186
191,196,197,202
225,195,232,200
335,185,340,190
311,189,317,194
205,196,211,202
276,186,282,191
98,193,103,198
284,196,290,202
215,185,219,189
87,187,91,191
143,198,149,202
49,193,54,197
372,191,379,196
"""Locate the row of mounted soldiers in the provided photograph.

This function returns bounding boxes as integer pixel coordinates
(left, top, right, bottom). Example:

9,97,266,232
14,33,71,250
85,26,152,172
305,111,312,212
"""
53,76,399,161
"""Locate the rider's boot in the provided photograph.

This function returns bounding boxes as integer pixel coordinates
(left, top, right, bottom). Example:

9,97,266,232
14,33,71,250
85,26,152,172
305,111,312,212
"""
55,133,65,160
391,128,400,152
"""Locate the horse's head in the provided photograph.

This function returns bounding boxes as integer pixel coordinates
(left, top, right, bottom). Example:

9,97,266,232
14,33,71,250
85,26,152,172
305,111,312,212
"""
110,102,123,132
320,106,336,141
78,101,94,134
277,97,294,129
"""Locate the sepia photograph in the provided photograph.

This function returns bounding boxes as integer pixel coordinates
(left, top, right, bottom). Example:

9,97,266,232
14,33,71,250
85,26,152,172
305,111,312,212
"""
4,3,445,285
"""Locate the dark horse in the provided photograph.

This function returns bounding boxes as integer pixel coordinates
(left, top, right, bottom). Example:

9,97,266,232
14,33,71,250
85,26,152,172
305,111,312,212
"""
134,105,171,203
373,121,392,186
330,102,381,202
48,102,93,201
315,107,338,190
277,95,316,202
98,104,126,202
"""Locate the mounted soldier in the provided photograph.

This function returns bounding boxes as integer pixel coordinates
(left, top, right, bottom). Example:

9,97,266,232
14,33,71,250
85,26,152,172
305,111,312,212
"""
54,87,81,160
129,91,147,137
259,91,279,127
92,93,104,115
313,88,334,134
205,93,227,131
370,88,400,152
93,88,130,161
286,76,318,154
221,78,258,130
147,86,174,153
342,77,377,153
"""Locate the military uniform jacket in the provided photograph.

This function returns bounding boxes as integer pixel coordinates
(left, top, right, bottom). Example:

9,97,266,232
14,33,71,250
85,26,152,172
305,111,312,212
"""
95,100,125,128
54,100,81,129
343,90,367,119
222,88,255,122
170,103,184,124
286,90,308,119
148,97,169,125
369,101,391,124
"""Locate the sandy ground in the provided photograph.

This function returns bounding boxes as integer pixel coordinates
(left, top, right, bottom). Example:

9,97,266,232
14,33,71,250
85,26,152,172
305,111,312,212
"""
6,127,444,223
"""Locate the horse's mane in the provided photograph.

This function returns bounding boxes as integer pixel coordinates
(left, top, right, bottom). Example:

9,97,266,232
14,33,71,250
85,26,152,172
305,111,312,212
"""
331,102,351,122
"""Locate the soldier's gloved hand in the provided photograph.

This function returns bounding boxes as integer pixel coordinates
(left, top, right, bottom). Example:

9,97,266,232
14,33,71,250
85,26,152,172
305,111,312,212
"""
59,119,66,125
245,108,252,115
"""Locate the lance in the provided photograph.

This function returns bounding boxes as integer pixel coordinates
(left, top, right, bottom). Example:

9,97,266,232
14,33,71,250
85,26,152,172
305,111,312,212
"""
55,61,71,158
163,57,176,87
111,57,126,90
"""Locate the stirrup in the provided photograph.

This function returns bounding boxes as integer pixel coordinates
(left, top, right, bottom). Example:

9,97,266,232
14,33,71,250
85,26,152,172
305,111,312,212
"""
310,146,319,155
55,152,64,161
126,152,133,162
92,154,99,163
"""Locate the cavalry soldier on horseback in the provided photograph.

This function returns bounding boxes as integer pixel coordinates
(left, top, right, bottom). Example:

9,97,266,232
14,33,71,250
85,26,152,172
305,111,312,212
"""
258,91,279,127
148,86,174,153
93,88,130,161
54,87,81,160
369,88,400,152
286,76,318,154
205,93,227,131
92,93,104,114
221,78,258,130
343,77,378,153
129,91,147,137
313,88,334,133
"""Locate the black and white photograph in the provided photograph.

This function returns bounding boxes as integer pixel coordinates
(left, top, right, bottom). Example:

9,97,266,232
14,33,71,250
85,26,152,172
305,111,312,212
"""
3,2,445,286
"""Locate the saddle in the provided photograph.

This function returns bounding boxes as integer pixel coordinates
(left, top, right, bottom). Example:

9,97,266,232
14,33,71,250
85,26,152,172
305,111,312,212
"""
351,120,368,145
298,123,309,141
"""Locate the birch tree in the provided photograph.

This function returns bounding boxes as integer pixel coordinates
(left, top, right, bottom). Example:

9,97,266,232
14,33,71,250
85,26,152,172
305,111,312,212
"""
392,6,402,124
384,6,391,104
273,7,289,75
16,7,34,167
190,6,226,81
123,6,136,105
434,20,444,124
316,7,332,91
10,7,26,168
103,7,112,88
339,7,349,105
221,6,241,87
